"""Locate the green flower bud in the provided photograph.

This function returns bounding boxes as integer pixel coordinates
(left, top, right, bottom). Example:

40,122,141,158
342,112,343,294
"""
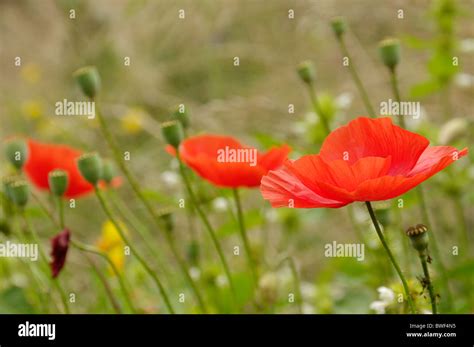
73,66,101,99
48,170,69,197
9,180,29,207
77,153,102,185
2,176,17,200
331,17,346,38
297,61,315,85
406,224,429,254
158,207,175,233
5,139,28,170
101,160,116,185
378,38,401,70
172,105,191,129
161,120,184,148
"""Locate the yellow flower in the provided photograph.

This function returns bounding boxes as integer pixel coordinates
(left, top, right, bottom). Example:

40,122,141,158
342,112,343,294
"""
97,220,128,274
21,100,44,119
21,63,42,84
120,107,146,135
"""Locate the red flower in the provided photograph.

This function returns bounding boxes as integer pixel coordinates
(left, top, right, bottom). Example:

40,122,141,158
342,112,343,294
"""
24,139,120,198
167,135,290,188
261,117,468,208
50,229,71,278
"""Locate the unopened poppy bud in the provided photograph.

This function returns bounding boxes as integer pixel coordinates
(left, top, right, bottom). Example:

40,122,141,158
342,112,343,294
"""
5,139,28,170
378,38,401,70
161,120,184,148
48,170,69,197
406,224,429,253
297,61,315,85
331,17,346,38
101,160,116,185
50,229,71,278
73,66,101,99
9,180,29,207
77,153,102,185
172,106,191,129
3,176,17,200
158,207,175,233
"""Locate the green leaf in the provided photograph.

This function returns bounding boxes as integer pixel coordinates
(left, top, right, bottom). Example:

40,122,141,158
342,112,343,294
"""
409,80,442,98
0,286,35,313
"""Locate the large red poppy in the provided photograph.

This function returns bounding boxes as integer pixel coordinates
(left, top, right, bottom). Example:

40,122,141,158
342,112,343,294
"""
261,117,468,208
167,135,290,188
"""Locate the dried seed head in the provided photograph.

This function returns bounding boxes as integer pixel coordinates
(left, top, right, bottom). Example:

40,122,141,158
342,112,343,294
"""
406,224,429,253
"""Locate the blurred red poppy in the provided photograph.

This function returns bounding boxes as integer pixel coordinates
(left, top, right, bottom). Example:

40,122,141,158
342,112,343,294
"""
50,229,70,278
261,117,468,208
167,135,290,188
24,139,120,198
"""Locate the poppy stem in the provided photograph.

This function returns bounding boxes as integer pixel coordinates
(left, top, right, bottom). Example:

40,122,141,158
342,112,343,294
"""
418,253,438,314
57,196,65,229
20,210,71,314
176,154,238,304
94,102,206,311
388,68,406,129
335,35,376,118
93,186,175,314
365,201,417,313
278,256,303,314
232,188,259,287
306,83,331,135
71,240,136,313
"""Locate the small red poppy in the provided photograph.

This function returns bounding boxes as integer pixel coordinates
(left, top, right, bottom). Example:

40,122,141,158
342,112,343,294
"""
24,139,120,198
50,229,71,278
261,117,468,208
167,135,291,188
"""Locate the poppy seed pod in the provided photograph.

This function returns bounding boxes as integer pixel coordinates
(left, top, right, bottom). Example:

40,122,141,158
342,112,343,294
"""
378,38,401,70
73,66,101,99
9,180,29,207
101,160,116,185
77,153,103,186
5,139,28,170
406,224,429,254
161,120,184,149
331,17,346,38
48,170,69,197
3,176,17,200
297,61,315,85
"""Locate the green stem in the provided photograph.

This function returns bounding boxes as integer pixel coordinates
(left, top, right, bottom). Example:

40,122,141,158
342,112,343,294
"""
94,186,175,314
419,253,437,314
21,211,71,314
57,196,65,229
389,68,406,129
337,37,377,117
306,83,331,134
94,102,205,310
279,257,303,314
177,154,237,302
365,201,416,313
233,188,258,286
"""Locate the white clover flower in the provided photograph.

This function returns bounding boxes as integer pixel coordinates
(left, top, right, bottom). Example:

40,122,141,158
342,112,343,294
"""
377,286,395,304
335,92,354,110
212,197,228,212
369,300,387,314
161,170,179,186
188,267,201,281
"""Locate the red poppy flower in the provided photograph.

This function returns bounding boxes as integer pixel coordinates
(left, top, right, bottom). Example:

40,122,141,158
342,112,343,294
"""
167,135,291,188
261,117,468,208
24,139,120,198
50,229,71,278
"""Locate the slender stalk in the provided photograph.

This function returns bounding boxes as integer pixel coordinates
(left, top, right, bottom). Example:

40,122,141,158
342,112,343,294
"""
279,257,303,314
365,201,416,313
336,36,377,117
453,198,470,255
419,253,437,314
57,196,65,229
233,188,258,286
177,154,237,302
94,186,175,314
306,83,331,134
21,211,71,314
389,69,406,129
94,102,205,310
